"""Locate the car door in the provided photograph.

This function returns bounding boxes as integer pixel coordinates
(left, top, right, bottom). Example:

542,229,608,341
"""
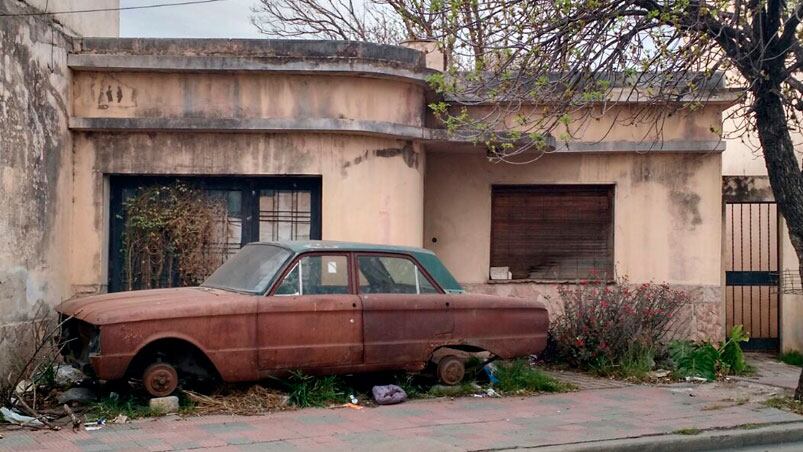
257,252,363,371
357,253,453,365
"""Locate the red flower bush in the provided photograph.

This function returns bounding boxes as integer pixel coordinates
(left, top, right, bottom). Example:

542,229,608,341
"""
549,278,690,372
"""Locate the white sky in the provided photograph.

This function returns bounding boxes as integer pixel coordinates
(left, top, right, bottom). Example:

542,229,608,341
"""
120,0,262,38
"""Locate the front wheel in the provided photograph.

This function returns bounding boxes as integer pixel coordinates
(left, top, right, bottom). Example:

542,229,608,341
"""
143,362,178,397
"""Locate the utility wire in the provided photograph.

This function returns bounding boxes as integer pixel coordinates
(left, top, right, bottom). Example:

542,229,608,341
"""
0,0,229,17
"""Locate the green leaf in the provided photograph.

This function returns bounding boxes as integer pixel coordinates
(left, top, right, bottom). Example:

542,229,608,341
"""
728,324,750,343
719,325,749,374
669,341,717,380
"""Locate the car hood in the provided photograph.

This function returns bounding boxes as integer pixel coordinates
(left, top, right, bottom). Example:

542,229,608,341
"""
57,287,254,325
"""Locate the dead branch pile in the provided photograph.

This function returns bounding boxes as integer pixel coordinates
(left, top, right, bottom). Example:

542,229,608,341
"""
122,182,231,290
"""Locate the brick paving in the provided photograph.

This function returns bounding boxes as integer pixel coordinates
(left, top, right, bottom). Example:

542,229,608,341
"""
2,383,802,451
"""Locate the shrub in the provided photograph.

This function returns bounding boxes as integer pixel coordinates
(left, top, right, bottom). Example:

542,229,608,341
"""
669,325,751,380
549,278,690,375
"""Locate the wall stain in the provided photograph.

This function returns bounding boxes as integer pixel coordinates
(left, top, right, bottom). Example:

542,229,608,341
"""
669,191,703,226
95,74,137,110
630,154,705,229
341,142,418,176
723,176,774,202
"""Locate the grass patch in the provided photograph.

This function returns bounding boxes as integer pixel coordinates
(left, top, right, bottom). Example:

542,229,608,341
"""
765,396,803,415
428,382,482,397
284,372,347,408
494,360,575,393
87,391,195,419
392,373,430,399
88,394,156,420
736,423,762,430
616,343,655,379
673,428,702,435
779,351,803,367
584,343,656,380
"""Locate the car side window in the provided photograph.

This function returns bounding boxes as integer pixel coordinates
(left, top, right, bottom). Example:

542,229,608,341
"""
357,255,438,294
274,255,350,296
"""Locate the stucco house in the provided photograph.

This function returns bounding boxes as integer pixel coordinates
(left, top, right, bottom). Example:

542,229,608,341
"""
1,0,795,374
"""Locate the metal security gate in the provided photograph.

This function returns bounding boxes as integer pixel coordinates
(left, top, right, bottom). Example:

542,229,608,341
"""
725,202,780,350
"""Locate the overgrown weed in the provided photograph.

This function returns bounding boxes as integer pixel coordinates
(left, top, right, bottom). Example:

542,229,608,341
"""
494,360,575,393
284,371,347,408
779,350,803,367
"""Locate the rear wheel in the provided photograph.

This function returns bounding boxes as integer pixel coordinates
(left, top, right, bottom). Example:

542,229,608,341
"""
437,356,465,385
143,362,178,397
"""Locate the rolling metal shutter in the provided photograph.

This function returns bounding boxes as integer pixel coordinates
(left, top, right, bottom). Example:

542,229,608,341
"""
491,185,614,280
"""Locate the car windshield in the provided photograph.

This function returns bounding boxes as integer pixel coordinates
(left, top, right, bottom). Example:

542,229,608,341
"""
202,244,291,294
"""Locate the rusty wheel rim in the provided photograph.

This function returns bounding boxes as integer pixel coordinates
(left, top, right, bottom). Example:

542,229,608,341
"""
143,363,178,397
438,357,465,386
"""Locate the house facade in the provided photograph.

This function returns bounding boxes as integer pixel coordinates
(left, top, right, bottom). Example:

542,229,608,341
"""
2,0,776,374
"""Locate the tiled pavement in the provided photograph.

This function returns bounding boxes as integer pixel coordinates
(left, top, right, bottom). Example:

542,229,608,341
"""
733,353,802,390
2,383,802,451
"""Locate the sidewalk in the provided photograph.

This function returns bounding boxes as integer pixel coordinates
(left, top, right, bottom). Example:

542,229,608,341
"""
2,357,802,451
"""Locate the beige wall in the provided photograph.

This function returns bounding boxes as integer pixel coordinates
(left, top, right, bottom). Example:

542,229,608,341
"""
425,152,722,286
25,0,119,37
459,104,725,143
72,72,424,125
780,222,803,351
71,133,425,293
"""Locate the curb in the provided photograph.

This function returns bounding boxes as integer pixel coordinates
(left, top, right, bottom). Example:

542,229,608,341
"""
518,421,803,451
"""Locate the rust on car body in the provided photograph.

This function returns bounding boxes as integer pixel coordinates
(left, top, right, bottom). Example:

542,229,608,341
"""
58,241,548,395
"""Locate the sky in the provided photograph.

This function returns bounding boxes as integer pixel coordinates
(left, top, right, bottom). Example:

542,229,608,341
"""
120,0,262,38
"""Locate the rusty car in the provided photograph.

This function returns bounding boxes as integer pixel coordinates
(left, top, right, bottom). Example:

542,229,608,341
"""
58,241,548,397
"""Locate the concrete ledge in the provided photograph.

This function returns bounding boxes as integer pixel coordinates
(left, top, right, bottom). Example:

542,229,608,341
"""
69,38,433,83
68,54,433,84
68,116,432,140
530,421,803,451
70,117,726,154
553,139,726,153
76,38,424,66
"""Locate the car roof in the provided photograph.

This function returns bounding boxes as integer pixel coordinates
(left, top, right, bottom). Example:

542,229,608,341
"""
250,240,464,293
255,240,437,255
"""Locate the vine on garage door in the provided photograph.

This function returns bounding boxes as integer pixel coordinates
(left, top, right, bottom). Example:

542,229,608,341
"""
121,182,231,291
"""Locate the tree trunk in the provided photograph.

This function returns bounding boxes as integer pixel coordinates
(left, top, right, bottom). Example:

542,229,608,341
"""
753,89,803,399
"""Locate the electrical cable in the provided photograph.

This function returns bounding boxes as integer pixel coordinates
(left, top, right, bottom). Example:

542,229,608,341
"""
0,0,229,17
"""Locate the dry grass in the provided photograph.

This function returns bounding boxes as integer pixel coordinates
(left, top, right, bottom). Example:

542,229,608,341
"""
183,385,293,416
765,396,803,415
